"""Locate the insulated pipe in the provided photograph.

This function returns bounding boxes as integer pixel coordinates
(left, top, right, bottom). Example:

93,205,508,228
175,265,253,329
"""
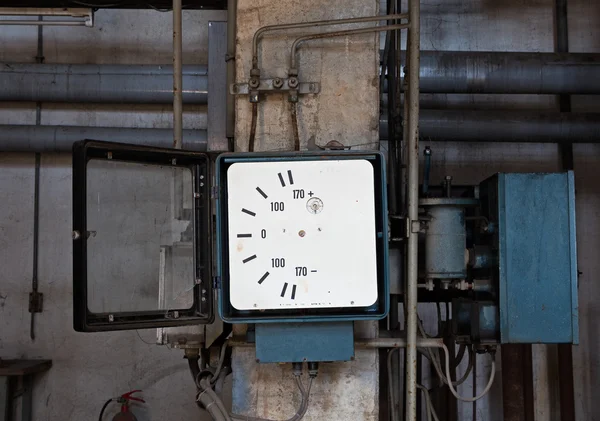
0,125,207,152
379,110,600,143
414,51,600,95
380,51,600,95
0,63,208,104
173,0,183,149
405,0,421,419
0,52,596,105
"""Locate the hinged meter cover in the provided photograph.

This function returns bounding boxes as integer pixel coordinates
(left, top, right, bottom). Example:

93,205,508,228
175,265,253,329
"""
72,140,213,332
216,152,389,322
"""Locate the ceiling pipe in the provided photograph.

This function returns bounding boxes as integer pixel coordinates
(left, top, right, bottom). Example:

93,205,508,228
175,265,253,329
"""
380,110,600,143
0,63,208,104
0,52,596,105
414,51,600,95
382,51,600,95
0,125,207,152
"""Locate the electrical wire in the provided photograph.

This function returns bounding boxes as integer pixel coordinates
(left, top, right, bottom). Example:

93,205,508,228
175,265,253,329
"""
211,340,229,385
417,317,473,387
248,103,257,152
98,398,115,421
387,348,400,421
230,377,312,421
193,349,314,421
290,102,300,151
416,384,440,421
441,344,496,403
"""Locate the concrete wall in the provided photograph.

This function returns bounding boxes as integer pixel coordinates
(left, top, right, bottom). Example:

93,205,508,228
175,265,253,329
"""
0,1,599,421
0,9,224,421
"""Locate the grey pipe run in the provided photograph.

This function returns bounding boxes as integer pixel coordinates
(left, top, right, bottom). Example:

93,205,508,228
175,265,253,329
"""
379,110,600,143
385,51,600,95
0,63,208,104
1,51,597,105
0,125,207,152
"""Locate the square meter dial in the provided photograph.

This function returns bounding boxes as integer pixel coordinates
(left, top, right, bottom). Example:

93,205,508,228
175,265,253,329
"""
216,152,389,322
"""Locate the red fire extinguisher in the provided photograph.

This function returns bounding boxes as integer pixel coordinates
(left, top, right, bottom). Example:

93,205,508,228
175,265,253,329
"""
99,390,145,421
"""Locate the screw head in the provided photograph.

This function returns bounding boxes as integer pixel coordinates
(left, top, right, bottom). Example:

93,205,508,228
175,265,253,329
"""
298,230,306,237
273,77,283,89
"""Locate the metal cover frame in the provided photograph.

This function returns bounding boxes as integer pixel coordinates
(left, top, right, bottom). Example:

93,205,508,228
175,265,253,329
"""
72,140,214,332
215,151,389,323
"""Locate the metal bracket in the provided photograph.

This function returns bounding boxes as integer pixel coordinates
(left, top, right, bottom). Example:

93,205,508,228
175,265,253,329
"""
410,220,421,234
28,292,43,313
230,78,320,96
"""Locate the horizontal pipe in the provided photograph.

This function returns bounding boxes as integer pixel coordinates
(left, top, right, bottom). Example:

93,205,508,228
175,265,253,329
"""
380,110,600,143
355,338,443,349
228,337,444,349
382,51,600,95
2,51,597,104
0,63,208,104
0,125,207,152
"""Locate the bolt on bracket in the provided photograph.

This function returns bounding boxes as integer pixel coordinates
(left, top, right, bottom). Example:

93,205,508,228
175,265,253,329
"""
230,78,320,98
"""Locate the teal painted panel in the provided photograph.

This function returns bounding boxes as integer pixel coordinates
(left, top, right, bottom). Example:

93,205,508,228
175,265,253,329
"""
255,322,354,363
498,172,578,343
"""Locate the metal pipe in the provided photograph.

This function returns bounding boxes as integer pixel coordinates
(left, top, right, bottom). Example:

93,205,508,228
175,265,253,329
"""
1,51,596,104
252,13,409,68
173,0,183,149
227,337,443,349
0,63,208,104
379,110,600,143
226,0,236,144
405,0,421,418
384,51,600,95
0,125,207,152
290,23,410,70
417,51,600,95
356,338,443,349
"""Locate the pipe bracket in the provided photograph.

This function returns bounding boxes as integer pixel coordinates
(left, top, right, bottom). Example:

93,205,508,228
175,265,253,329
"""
230,78,320,99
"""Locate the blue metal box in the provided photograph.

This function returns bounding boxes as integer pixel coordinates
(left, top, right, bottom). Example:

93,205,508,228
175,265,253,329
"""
481,172,578,343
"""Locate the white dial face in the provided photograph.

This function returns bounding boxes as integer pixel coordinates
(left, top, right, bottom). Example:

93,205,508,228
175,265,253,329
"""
226,159,379,311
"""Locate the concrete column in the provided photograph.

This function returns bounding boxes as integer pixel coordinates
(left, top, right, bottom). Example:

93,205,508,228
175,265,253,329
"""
232,1,380,420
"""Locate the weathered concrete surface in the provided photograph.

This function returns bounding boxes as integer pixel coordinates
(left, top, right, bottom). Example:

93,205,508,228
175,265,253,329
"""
232,348,379,420
232,1,380,419
234,0,380,152
0,153,209,421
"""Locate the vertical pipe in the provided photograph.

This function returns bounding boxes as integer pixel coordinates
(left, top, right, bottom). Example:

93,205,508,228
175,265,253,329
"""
30,15,43,342
405,0,420,419
173,0,183,149
555,1,576,420
226,0,236,150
